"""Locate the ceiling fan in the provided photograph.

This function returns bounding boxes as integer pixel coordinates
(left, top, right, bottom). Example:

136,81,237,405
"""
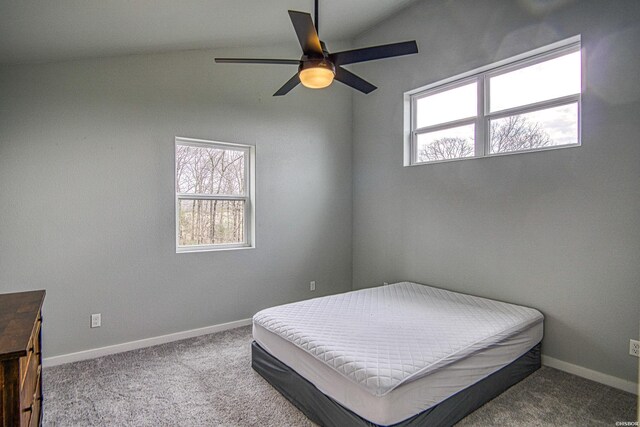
214,0,418,96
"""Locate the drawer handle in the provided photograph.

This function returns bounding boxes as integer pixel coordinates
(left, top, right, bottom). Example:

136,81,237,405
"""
28,345,34,353
23,404,32,413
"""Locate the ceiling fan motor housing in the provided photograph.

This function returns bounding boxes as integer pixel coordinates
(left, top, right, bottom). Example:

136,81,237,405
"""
299,58,335,75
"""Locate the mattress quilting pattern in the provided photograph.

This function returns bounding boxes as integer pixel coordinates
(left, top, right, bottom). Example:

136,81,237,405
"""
253,282,543,396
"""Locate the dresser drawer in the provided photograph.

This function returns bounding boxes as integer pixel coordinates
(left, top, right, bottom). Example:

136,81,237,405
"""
19,317,41,381
20,315,42,425
21,406,32,427
28,372,42,427
29,402,40,427
20,366,40,427
20,344,39,417
34,316,41,356
0,290,45,427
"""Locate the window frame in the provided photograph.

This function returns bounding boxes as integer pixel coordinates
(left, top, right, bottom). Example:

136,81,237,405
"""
404,35,582,166
174,136,256,253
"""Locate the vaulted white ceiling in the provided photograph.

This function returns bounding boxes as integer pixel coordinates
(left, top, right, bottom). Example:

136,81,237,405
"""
0,0,419,64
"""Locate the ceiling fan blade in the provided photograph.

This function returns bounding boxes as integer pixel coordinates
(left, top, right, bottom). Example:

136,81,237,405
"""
215,58,300,65
273,74,301,96
288,11,323,56
334,67,377,94
330,41,418,66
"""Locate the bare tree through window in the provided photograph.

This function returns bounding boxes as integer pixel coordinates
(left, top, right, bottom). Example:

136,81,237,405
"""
490,115,551,154
176,143,248,247
419,137,473,161
418,116,552,162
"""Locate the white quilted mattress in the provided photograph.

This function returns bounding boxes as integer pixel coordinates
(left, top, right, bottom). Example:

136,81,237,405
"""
253,282,543,425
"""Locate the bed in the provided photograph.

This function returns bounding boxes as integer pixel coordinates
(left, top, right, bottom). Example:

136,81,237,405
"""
252,282,543,426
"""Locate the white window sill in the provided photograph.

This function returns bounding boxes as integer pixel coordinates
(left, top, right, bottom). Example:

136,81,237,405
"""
176,245,255,254
405,142,580,167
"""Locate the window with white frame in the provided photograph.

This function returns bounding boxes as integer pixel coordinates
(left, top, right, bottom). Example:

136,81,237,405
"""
405,37,581,165
175,137,255,252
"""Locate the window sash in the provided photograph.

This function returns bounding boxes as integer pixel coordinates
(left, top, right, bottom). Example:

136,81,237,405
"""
175,141,249,196
412,79,478,129
407,38,581,166
175,137,254,252
485,45,581,114
487,100,580,155
176,196,250,250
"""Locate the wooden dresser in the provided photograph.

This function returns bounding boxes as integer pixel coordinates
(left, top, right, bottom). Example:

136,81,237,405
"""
0,290,45,427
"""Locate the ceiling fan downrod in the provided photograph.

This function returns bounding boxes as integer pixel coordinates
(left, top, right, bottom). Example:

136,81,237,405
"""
314,0,319,35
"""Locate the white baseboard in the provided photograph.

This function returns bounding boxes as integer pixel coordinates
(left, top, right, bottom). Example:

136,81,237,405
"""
543,355,638,395
43,318,252,367
42,323,639,396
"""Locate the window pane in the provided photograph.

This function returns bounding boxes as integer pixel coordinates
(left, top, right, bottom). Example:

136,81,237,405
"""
176,144,245,195
415,82,477,128
178,199,245,246
489,50,580,112
489,103,578,154
416,124,475,162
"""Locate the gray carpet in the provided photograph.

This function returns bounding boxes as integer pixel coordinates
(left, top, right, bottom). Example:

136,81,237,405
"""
43,326,637,426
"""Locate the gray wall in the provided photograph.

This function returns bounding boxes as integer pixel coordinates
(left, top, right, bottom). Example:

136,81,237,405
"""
1,0,638,387
351,0,640,383
0,46,353,357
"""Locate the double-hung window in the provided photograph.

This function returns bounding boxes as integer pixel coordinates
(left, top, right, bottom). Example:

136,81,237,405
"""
175,137,255,252
405,36,581,165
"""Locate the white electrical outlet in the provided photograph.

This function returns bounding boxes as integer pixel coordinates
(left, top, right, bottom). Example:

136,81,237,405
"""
91,313,101,328
310,281,316,291
630,339,640,357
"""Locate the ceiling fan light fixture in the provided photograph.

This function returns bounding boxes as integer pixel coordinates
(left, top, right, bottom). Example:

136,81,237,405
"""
299,59,335,89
